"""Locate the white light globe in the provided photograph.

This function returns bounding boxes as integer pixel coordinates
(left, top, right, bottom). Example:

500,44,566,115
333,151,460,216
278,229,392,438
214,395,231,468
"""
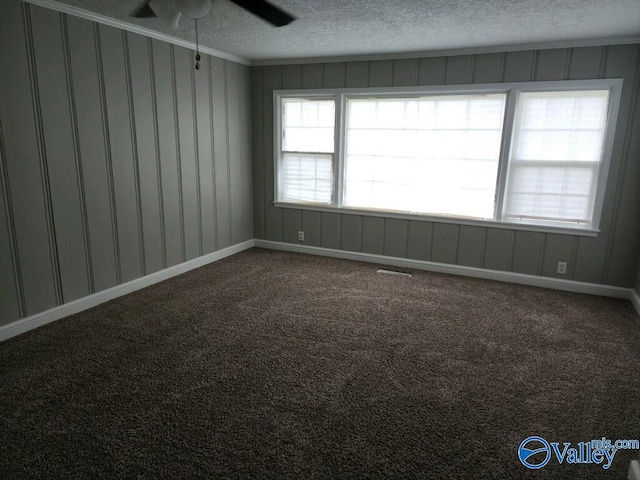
176,0,211,19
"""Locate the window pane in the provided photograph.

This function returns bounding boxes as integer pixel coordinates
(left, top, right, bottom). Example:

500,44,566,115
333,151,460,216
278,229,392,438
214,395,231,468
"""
344,94,507,219
505,163,596,222
504,90,609,225
281,153,333,204
283,99,335,153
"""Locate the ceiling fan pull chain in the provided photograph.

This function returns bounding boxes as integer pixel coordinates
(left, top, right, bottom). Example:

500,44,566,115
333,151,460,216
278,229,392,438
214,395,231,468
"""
195,18,201,70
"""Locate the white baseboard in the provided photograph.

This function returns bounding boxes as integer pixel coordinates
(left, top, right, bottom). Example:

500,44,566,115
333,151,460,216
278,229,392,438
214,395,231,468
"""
3,237,637,343
254,240,636,302
0,240,254,342
631,289,640,316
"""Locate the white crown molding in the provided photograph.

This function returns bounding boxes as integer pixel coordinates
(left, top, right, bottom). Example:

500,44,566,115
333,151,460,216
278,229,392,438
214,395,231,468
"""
251,36,640,66
21,0,251,66
254,240,637,302
0,240,254,342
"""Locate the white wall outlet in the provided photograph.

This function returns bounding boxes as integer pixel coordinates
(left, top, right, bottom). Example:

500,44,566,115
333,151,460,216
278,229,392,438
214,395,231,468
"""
298,231,304,241
557,262,567,274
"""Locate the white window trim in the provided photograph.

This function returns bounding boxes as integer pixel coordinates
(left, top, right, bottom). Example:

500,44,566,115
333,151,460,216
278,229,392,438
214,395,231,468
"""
273,79,623,237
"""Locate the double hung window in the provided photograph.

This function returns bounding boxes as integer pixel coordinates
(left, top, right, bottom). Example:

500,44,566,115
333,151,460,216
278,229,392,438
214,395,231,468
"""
280,98,335,204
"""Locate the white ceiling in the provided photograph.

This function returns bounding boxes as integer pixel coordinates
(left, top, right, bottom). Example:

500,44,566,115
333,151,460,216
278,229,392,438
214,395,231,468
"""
30,0,640,64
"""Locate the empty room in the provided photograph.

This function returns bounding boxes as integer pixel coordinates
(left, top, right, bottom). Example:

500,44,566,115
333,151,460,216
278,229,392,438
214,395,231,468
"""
1,0,640,478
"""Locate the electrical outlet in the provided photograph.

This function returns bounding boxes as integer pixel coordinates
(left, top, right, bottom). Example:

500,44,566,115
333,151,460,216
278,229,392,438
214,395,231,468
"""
557,262,567,274
298,231,304,241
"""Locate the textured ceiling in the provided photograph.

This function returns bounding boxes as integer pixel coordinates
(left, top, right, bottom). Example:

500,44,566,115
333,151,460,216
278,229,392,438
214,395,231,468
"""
36,0,640,62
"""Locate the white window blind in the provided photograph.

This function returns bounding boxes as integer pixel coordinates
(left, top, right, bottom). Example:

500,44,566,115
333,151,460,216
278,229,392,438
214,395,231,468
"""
280,98,335,204
503,90,610,225
343,95,507,218
281,153,333,203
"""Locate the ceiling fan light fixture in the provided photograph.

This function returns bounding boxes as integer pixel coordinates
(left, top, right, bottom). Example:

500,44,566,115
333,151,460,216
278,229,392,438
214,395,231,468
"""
176,0,212,19
148,0,182,27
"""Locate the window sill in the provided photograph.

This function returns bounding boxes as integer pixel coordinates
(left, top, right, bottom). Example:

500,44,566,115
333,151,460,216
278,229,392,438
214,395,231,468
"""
273,202,600,237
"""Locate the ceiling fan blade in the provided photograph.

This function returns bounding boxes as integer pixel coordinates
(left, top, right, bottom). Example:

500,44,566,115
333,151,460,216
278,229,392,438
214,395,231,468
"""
131,1,157,18
228,0,295,27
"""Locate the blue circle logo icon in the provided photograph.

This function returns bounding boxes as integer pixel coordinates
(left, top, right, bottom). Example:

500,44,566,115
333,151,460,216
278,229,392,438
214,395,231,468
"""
519,436,551,469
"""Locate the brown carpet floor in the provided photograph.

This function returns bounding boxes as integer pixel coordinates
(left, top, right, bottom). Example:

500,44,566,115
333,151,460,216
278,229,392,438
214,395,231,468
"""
1,247,639,479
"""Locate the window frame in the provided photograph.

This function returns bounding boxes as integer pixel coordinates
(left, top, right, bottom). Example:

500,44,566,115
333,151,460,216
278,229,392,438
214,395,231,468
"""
273,78,623,237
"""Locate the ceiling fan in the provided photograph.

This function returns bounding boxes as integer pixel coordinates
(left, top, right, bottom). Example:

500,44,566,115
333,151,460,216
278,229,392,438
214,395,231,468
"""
132,0,295,69
131,0,296,29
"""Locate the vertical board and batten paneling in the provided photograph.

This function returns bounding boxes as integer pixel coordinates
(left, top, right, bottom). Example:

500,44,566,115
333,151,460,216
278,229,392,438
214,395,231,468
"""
283,209,301,245
503,50,536,82
361,217,384,255
127,33,163,275
152,39,183,267
2,1,60,317
511,232,544,275
251,67,265,240
282,64,302,89
227,61,253,244
100,24,143,283
445,55,473,84
535,49,570,81
345,62,368,88
30,7,90,303
457,226,484,268
368,60,392,88
392,59,418,87
252,44,640,288
174,46,200,261
0,0,253,326
418,57,445,85
568,47,604,80
211,57,232,249
66,16,119,292
406,221,431,261
472,53,503,84
542,235,576,278
262,65,283,242
323,63,346,89
194,55,216,254
320,213,341,250
384,218,407,258
431,224,458,264
302,212,321,247
341,215,362,252
302,64,323,89
0,124,22,321
483,229,513,272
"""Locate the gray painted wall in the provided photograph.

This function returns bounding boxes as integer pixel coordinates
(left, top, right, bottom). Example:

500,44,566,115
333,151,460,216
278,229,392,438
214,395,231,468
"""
251,46,640,288
0,0,253,326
